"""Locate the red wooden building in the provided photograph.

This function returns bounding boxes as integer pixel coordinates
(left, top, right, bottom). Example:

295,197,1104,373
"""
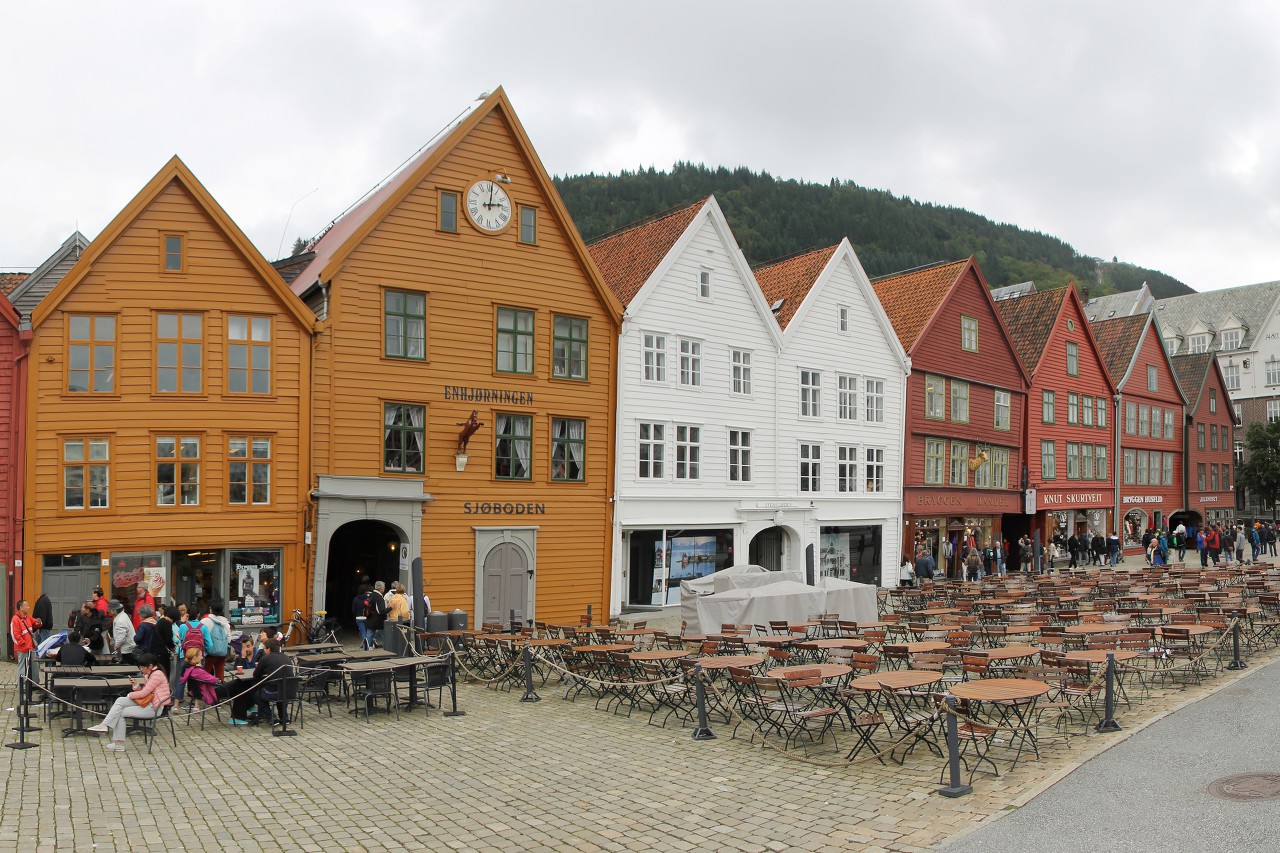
1091,312,1186,553
997,285,1117,560
0,292,28,619
1171,352,1238,530
872,259,1030,577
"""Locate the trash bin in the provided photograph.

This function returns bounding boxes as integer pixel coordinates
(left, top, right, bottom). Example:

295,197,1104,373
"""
384,618,409,656
447,609,468,632
426,611,448,634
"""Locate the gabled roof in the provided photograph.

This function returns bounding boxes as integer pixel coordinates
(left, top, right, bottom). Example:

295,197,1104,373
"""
32,157,314,332
1170,351,1214,411
1152,279,1280,351
587,199,708,306
1084,284,1153,322
0,273,28,297
869,260,970,352
1089,313,1150,385
0,291,19,330
287,87,621,324
7,231,91,316
990,281,1036,301
995,287,1066,374
754,245,838,330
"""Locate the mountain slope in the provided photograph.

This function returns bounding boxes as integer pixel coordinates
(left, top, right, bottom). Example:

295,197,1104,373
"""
553,163,1192,298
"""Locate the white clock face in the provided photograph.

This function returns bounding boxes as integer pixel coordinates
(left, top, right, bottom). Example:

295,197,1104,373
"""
465,180,512,233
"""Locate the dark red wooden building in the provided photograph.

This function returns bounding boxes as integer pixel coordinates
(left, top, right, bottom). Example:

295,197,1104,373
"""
872,259,1030,577
998,285,1117,562
1171,352,1238,531
1092,312,1186,553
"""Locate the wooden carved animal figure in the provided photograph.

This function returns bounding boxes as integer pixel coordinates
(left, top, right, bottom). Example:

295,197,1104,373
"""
456,410,484,453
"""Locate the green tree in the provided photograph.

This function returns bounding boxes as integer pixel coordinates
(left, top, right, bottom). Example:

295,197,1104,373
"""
1235,419,1280,520
290,237,310,257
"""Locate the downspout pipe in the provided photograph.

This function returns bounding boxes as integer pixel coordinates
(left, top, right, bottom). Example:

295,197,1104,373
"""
1113,394,1122,538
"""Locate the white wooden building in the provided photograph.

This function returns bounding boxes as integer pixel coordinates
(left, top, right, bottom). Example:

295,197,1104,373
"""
588,199,908,614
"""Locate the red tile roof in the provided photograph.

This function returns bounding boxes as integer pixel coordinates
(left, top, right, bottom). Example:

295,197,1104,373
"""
1170,351,1214,411
870,260,968,352
586,199,707,306
1089,313,1149,384
995,287,1067,375
753,245,838,329
0,272,29,296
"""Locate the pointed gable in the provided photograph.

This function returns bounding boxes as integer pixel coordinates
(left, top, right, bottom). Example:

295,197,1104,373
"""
869,260,969,352
754,246,838,330
996,288,1068,375
1090,313,1150,385
32,158,313,332
587,199,707,307
0,292,18,330
287,87,620,323
7,231,91,317
1170,352,1214,411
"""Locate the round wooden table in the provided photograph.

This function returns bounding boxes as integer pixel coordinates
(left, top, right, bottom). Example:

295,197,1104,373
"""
854,620,890,630
767,663,852,680
847,670,941,692
1064,649,1140,664
748,636,801,648
978,645,1040,661
949,677,1051,702
694,655,764,670
612,629,658,637
1063,623,1130,635
913,608,959,617
1156,624,1217,637
571,643,635,654
519,638,571,647
627,649,689,662
900,640,952,654
797,638,870,651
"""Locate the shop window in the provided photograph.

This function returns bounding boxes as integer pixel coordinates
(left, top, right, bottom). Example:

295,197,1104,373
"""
495,413,533,480
384,290,427,360
820,525,883,585
552,315,588,380
110,552,167,609
63,437,110,509
229,549,281,628
68,314,116,393
156,435,200,506
728,429,751,482
496,307,535,374
156,313,203,393
228,315,271,394
551,417,585,482
1123,509,1147,548
383,403,425,474
229,436,271,504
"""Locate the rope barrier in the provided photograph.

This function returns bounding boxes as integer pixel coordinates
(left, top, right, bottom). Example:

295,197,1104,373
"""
529,651,687,688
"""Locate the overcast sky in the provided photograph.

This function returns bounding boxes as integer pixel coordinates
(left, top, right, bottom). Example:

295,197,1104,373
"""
3,2,1278,291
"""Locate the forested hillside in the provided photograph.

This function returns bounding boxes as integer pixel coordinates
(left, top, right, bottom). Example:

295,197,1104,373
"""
554,163,1192,297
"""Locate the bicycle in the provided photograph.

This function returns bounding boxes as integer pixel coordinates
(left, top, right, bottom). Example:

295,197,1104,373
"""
282,609,338,646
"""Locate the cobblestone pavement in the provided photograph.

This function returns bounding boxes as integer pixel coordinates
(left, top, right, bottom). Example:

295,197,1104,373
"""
0,639,1273,853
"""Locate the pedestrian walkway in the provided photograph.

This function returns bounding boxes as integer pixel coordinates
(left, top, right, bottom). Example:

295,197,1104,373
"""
943,654,1280,852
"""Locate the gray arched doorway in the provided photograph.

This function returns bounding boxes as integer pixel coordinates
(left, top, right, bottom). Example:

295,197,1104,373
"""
325,519,403,629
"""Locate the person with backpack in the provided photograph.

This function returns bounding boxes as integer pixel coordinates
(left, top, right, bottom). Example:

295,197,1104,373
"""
200,601,233,680
352,583,373,650
366,581,389,647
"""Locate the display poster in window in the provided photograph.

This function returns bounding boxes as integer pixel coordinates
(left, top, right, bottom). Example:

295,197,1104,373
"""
667,536,717,605
650,544,666,606
110,553,167,605
229,549,281,626
820,533,852,580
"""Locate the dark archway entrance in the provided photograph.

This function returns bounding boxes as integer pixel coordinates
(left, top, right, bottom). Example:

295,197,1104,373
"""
325,519,401,630
749,527,786,571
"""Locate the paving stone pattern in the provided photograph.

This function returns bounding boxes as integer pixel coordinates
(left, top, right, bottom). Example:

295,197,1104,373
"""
0,640,1273,853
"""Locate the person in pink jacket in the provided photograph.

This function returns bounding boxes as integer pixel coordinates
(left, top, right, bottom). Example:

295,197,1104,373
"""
88,652,171,751
179,647,221,709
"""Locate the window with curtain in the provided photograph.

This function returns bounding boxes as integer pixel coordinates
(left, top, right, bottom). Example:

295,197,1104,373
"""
551,417,585,481
384,403,425,473
495,413,532,479
384,290,426,359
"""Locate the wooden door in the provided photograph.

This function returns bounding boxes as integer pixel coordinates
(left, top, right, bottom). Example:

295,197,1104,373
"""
481,542,529,626
44,567,99,629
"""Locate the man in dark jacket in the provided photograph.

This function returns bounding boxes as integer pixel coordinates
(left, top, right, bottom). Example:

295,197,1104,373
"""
73,602,108,654
1066,534,1080,569
230,638,293,724
1091,533,1106,566
32,593,53,648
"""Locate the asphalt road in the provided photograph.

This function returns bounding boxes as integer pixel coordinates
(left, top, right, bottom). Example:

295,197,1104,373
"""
943,655,1280,852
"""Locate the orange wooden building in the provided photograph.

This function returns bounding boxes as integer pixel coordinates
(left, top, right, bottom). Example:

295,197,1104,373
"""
279,89,621,627
23,158,315,627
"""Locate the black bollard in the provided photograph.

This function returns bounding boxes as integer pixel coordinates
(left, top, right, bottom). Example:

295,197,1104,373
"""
519,643,541,702
443,651,466,717
1096,652,1121,732
586,604,593,627
1226,622,1248,670
691,664,716,740
939,696,972,797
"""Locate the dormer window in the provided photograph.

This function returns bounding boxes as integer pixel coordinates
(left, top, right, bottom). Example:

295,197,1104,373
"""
1164,337,1179,355
698,269,711,299
1220,329,1242,351
1188,334,1209,354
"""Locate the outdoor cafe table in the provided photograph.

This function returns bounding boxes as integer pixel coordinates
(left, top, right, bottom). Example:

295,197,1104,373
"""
845,670,942,714
766,663,852,681
286,642,342,653
748,636,802,649
977,645,1041,662
571,643,635,654
694,654,764,671
947,677,1052,769
338,656,452,712
902,641,952,654
796,638,869,651
1063,623,1130,635
913,608,959,621
1065,649,1140,665
55,676,133,736
628,649,688,662
1155,624,1218,637
612,629,657,638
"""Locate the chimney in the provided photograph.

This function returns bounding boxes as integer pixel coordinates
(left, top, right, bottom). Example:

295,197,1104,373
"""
1080,284,1090,304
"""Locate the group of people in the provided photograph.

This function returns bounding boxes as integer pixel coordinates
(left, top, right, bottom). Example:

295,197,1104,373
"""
351,578,412,650
1181,521,1278,568
1052,531,1122,569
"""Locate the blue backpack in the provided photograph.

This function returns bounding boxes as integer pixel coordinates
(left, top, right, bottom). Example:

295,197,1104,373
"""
204,619,229,656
